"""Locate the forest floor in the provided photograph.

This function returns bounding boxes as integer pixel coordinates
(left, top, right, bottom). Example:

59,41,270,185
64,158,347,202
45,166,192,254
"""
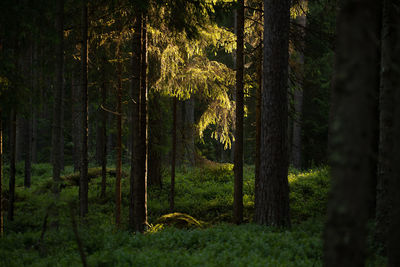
0,163,386,266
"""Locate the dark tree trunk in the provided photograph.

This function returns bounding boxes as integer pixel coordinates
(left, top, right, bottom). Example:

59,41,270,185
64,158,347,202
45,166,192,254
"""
115,43,123,227
0,109,3,236
15,116,24,163
24,102,32,188
80,0,89,217
8,110,16,221
51,0,64,194
170,97,177,211
100,62,108,199
233,0,244,225
383,1,400,265
255,34,262,210
323,0,382,265
184,98,195,166
129,14,141,229
148,92,162,187
375,0,399,250
254,0,291,227
291,6,307,169
72,72,81,173
133,14,148,232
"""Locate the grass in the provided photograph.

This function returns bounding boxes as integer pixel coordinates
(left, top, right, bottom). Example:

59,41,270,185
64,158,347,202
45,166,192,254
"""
0,162,386,266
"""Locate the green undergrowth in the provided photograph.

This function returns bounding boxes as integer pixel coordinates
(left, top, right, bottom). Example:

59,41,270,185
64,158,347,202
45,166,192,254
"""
0,163,386,266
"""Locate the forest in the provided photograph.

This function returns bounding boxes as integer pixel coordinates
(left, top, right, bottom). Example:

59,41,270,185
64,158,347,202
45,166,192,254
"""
0,0,399,266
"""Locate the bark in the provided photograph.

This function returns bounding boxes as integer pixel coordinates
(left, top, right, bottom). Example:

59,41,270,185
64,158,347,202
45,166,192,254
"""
24,103,32,188
130,13,141,229
100,62,107,199
72,71,81,173
375,0,398,249
233,0,244,225
115,43,123,227
80,0,89,217
51,0,64,194
133,14,148,232
15,116,24,163
170,97,177,211
255,34,262,211
323,0,382,265
184,98,195,166
254,0,291,227
291,5,307,169
383,1,400,265
0,109,3,236
8,110,16,221
148,92,162,187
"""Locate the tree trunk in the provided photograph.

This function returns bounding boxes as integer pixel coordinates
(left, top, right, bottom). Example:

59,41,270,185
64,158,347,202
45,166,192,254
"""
115,43,123,227
255,32,262,212
291,4,307,169
24,101,32,188
0,108,3,236
8,110,16,221
381,0,400,265
233,0,244,225
323,0,381,265
148,92,162,187
100,61,108,199
130,14,141,229
80,0,89,217
375,0,398,250
72,71,81,173
170,97,177,211
184,98,195,166
254,0,291,227
133,14,148,232
51,0,64,194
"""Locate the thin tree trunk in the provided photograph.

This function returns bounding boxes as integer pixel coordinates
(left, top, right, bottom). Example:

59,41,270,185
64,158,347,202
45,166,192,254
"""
323,0,382,265
24,101,32,188
72,72,81,173
130,14,141,229
52,0,64,194
255,32,262,210
80,0,89,217
8,110,16,221
184,98,195,166
115,43,123,227
170,97,177,211
100,60,108,199
254,0,291,227
233,0,244,225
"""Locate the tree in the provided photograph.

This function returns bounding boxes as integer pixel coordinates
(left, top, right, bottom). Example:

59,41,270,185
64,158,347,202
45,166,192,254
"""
254,0,291,227
100,58,108,199
291,0,307,169
129,12,141,230
8,110,16,221
380,0,400,264
115,39,123,226
51,0,64,194
0,108,3,236
170,96,177,211
133,13,149,232
323,0,381,265
233,0,244,225
80,0,89,217
375,0,399,250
